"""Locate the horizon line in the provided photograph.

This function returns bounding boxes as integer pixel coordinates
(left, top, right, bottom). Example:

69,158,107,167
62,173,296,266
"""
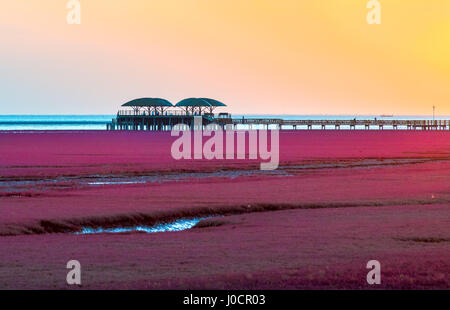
0,113,448,117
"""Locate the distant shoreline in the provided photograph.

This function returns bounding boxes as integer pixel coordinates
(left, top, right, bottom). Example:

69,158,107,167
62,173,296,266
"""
1,115,449,131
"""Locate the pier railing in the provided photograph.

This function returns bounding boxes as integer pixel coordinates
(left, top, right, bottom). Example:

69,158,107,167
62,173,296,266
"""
231,118,450,129
117,110,201,116
107,115,450,131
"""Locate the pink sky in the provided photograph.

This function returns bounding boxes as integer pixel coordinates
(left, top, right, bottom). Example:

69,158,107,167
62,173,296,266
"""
1,1,450,115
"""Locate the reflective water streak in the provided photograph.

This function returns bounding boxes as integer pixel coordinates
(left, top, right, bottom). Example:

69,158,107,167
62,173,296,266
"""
76,218,205,235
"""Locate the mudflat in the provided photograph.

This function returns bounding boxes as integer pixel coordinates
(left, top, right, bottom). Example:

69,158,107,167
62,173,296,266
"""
0,130,448,289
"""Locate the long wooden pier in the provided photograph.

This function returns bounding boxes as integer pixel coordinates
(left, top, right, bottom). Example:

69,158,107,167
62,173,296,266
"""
231,118,450,130
107,113,450,131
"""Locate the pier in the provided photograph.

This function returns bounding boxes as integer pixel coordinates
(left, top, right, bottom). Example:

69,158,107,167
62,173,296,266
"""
231,118,450,130
107,98,450,131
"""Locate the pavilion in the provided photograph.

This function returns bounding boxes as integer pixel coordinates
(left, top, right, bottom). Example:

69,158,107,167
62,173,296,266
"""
110,97,229,131
175,98,227,115
121,98,173,115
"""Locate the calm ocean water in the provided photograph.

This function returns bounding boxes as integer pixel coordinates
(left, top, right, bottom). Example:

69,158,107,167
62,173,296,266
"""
0,115,447,130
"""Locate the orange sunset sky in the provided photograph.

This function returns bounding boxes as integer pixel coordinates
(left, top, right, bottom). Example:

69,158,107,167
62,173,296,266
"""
1,0,449,115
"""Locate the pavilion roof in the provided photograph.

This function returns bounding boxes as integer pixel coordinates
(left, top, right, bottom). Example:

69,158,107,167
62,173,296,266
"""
175,98,226,107
122,98,173,107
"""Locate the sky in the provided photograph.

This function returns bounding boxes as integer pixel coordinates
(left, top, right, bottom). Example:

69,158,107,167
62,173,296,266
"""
1,0,450,115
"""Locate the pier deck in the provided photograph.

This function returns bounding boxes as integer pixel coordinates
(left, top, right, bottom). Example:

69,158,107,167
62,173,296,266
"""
231,118,450,130
107,114,450,131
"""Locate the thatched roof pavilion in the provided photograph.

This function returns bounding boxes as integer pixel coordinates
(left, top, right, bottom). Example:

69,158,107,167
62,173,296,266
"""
122,98,173,115
175,98,226,114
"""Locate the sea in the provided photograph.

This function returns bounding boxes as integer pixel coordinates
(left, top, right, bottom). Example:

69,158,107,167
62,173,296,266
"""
0,115,448,131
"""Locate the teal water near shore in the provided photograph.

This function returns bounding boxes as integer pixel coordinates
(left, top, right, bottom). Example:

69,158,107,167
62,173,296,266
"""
76,218,207,235
0,115,448,130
